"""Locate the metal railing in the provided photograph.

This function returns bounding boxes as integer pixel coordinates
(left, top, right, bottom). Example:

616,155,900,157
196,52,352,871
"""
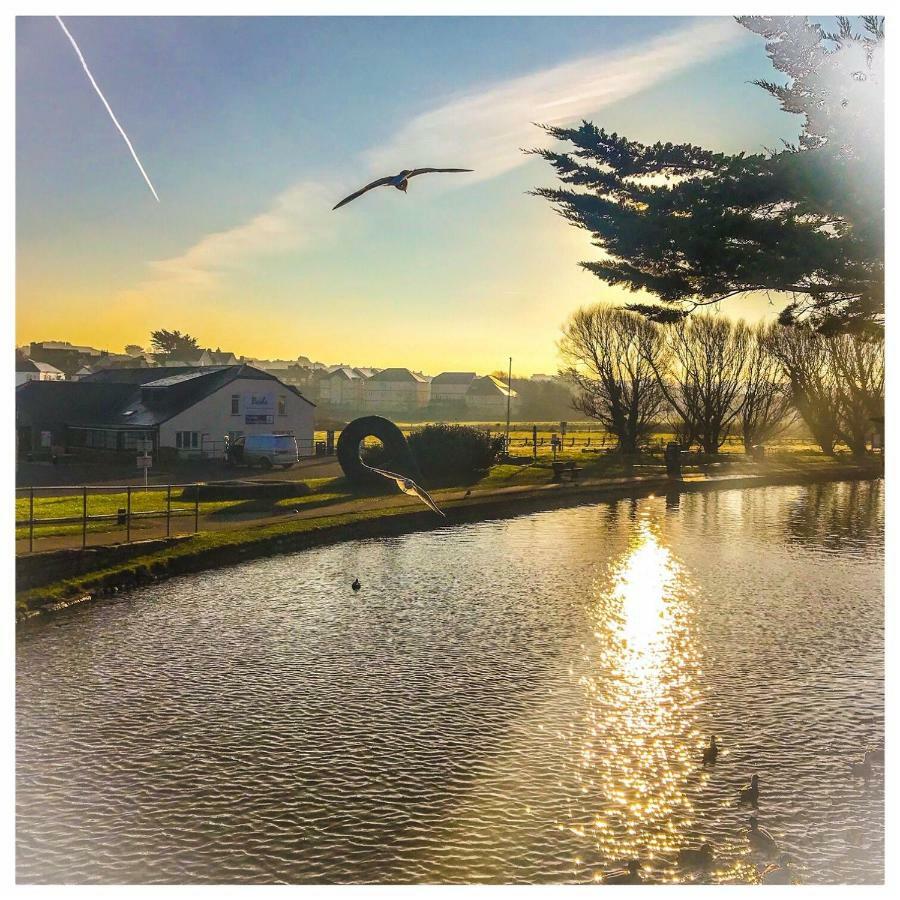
16,483,207,555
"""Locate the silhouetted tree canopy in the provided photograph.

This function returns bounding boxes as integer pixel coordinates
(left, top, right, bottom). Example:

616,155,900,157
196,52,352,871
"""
531,16,883,334
150,329,200,360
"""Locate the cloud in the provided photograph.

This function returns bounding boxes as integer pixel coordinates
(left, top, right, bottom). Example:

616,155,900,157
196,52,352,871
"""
138,18,747,295
368,18,748,182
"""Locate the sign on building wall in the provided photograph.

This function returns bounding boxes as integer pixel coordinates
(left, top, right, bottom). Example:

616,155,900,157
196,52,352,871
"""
245,392,275,425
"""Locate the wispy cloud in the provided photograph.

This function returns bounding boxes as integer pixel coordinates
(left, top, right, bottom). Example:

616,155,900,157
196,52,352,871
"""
138,18,747,294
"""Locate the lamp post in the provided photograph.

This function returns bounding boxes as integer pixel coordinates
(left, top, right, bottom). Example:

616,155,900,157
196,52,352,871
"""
505,357,512,457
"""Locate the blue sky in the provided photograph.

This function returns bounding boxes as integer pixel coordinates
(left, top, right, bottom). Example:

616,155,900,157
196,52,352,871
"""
17,16,800,373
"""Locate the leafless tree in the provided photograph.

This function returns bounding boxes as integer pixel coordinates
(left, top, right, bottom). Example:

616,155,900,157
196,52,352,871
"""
764,325,842,454
641,315,750,455
559,305,668,454
740,324,796,452
826,332,884,456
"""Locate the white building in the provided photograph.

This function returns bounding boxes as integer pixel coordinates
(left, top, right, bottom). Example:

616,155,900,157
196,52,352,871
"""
17,364,316,458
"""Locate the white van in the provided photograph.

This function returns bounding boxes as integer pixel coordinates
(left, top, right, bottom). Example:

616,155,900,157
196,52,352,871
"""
226,433,299,469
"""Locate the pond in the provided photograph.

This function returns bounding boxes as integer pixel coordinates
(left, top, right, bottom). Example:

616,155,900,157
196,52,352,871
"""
16,480,884,884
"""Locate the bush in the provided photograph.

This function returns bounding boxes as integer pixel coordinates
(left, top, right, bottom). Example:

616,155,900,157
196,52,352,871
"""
365,424,504,481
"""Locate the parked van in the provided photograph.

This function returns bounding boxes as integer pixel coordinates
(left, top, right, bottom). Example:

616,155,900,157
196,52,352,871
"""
226,433,299,469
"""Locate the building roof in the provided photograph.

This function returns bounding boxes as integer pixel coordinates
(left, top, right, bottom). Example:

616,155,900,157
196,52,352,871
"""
466,375,518,398
368,367,429,383
18,364,314,430
15,354,64,374
325,366,365,381
432,371,476,386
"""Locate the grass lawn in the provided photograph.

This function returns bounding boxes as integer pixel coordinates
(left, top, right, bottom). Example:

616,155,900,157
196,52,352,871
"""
16,434,872,543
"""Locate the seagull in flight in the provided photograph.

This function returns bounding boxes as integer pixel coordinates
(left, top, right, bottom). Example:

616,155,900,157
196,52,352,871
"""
332,168,473,210
362,462,446,517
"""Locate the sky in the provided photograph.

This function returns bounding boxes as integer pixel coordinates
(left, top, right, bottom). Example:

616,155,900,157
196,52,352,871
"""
16,15,802,375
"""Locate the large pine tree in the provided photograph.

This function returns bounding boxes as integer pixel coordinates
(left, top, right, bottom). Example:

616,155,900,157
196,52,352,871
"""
531,16,884,333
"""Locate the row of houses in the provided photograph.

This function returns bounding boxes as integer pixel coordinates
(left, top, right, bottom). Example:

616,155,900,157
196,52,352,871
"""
313,367,519,417
18,343,522,418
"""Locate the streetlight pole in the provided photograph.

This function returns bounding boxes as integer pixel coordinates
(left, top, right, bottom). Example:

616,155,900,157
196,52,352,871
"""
505,356,512,457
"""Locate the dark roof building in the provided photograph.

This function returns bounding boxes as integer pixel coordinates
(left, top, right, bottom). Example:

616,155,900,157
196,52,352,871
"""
17,365,315,457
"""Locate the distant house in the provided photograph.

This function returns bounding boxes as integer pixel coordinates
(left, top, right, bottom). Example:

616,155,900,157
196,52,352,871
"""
28,341,107,378
16,364,315,459
318,366,370,408
430,372,476,403
465,375,519,418
364,368,431,412
15,354,65,386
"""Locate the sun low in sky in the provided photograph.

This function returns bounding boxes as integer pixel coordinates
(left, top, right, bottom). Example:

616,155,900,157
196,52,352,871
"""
16,16,799,375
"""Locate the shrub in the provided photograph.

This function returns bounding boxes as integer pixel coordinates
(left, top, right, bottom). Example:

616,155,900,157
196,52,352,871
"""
387,425,504,480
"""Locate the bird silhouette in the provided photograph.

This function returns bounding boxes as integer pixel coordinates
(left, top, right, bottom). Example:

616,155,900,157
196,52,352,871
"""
364,463,446,517
677,843,714,870
739,774,760,806
333,168,473,210
602,860,643,884
351,578,361,592
702,736,719,766
748,816,778,856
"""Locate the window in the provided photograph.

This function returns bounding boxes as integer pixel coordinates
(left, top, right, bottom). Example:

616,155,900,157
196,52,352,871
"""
278,394,287,416
175,431,199,450
231,394,240,415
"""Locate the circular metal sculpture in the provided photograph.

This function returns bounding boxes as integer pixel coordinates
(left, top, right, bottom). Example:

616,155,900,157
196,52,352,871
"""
336,416,422,488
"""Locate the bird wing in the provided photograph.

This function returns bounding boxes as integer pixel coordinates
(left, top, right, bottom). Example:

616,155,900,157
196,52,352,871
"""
406,167,474,179
332,176,395,210
365,464,445,517
366,464,408,485
408,482,446,517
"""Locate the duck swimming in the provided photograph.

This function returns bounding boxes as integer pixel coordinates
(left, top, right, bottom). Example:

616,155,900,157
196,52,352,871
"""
602,860,643,884
739,774,759,806
677,843,714,870
702,736,719,766
849,750,874,779
351,578,361,592
748,816,778,855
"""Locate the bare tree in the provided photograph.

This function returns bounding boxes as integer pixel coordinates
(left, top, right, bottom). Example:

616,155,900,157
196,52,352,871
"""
764,325,841,455
740,324,796,452
826,332,884,456
642,315,750,455
559,305,668,454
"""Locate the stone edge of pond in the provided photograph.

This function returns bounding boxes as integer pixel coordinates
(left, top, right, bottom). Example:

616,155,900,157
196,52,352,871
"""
15,463,882,624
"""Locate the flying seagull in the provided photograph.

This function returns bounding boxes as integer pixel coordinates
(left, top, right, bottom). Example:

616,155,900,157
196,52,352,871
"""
362,462,446,518
332,168,473,210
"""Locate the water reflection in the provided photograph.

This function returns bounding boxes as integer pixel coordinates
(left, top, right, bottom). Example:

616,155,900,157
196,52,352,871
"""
571,516,704,882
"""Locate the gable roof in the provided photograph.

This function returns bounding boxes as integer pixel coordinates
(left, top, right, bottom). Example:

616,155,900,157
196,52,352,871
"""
432,371,476,386
466,375,517,398
369,367,428,383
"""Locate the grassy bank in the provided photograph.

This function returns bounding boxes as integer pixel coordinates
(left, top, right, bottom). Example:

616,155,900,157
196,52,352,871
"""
16,451,882,622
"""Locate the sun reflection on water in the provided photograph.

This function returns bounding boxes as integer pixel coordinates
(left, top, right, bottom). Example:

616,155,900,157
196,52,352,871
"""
568,514,711,883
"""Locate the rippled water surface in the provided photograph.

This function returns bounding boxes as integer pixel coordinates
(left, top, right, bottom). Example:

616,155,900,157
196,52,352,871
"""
17,481,884,884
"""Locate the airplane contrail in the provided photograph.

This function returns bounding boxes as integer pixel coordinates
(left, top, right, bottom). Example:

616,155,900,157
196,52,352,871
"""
55,15,160,202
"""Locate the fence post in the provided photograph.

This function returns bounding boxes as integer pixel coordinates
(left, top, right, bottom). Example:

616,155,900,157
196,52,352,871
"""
166,485,171,537
29,487,34,553
194,484,200,533
82,486,87,549
126,485,132,543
